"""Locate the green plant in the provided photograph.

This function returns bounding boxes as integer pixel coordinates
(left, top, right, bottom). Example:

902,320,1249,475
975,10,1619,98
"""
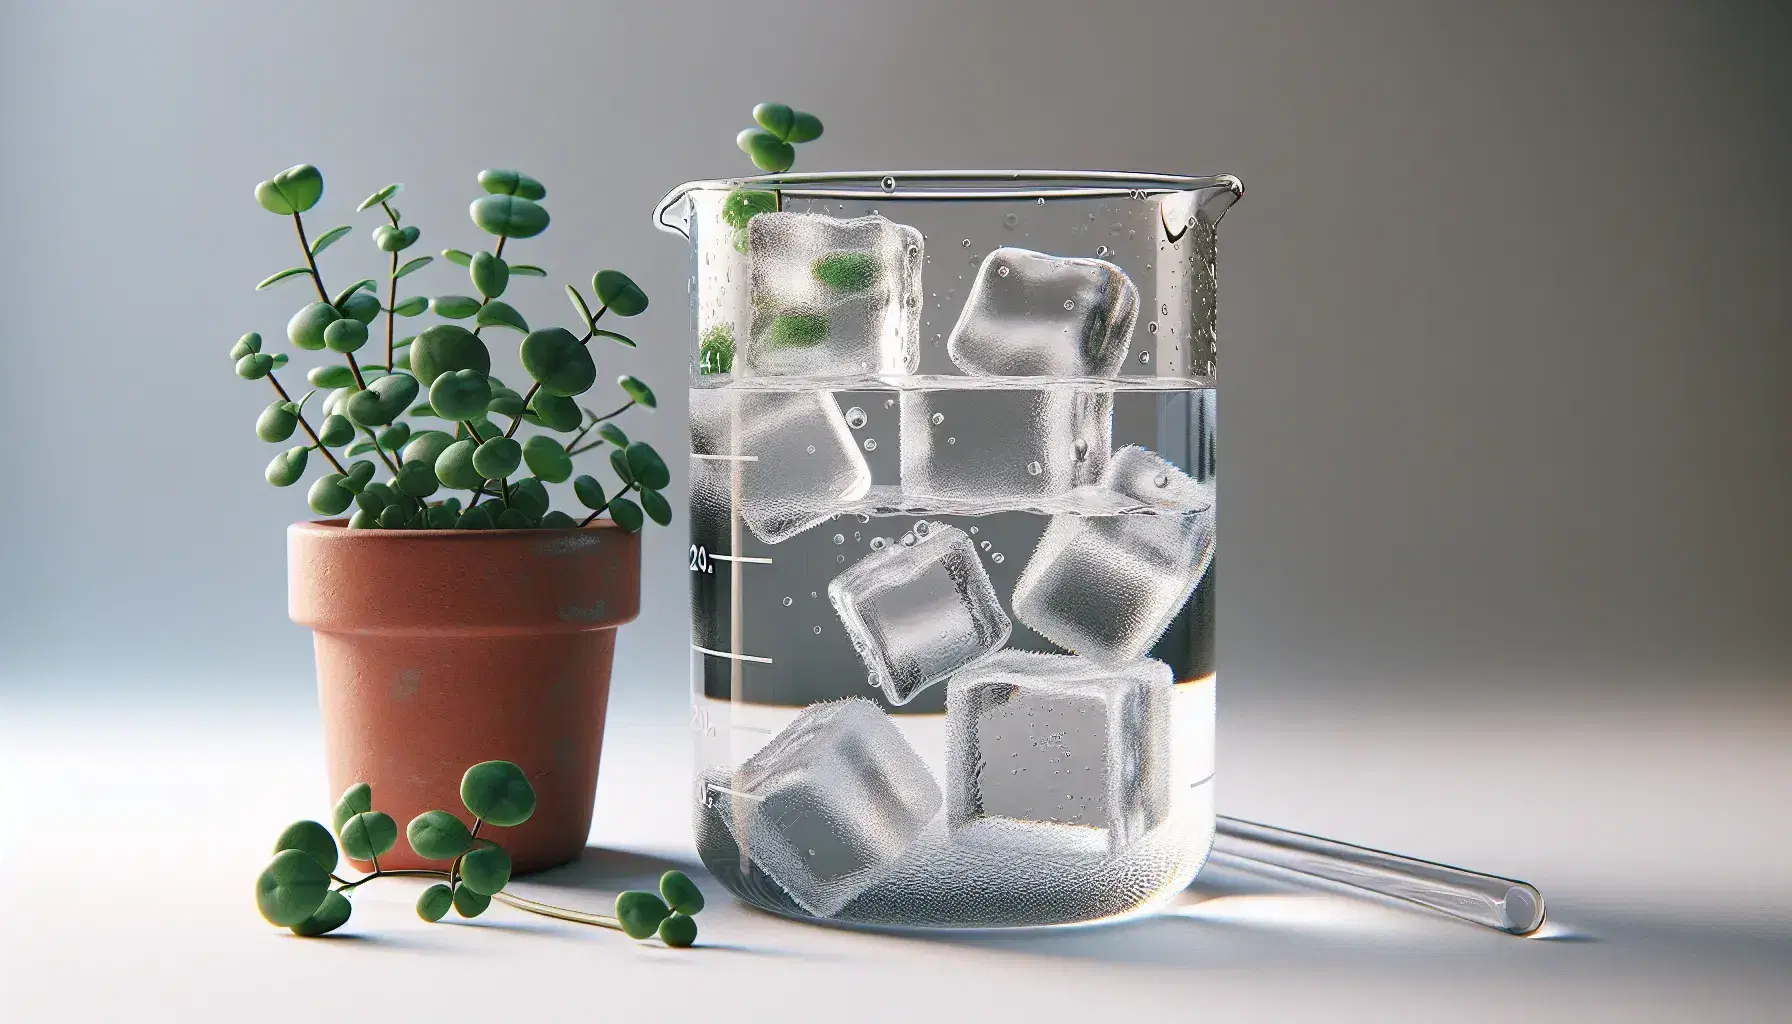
234,165,670,531
704,103,838,375
256,761,705,947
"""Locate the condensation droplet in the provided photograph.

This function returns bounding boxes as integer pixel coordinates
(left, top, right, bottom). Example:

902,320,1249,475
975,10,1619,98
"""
1036,197,1046,205
907,244,919,258
969,526,979,534
946,436,956,445
960,238,972,247
1153,473,1170,488
1026,460,1043,476
814,625,824,633
833,533,844,545
1161,303,1169,316
782,596,793,606
1148,321,1159,334
1003,213,1019,228
863,438,877,451
835,555,844,564
880,175,897,192
900,533,916,546
884,398,895,408
930,412,944,425
1139,351,1151,365
1062,299,1074,310
806,445,817,455
1074,439,1089,461
981,540,992,551
1096,245,1110,257
844,406,867,429
991,552,1005,563
869,536,888,550
997,265,1010,277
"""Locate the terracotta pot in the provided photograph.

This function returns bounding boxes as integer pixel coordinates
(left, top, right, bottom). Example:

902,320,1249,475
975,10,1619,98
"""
288,520,640,873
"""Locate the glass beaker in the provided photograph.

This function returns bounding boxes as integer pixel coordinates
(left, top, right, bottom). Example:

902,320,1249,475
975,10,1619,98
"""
655,171,1240,927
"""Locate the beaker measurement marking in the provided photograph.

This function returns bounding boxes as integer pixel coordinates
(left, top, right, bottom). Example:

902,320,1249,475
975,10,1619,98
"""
690,453,759,462
709,553,773,564
691,644,774,665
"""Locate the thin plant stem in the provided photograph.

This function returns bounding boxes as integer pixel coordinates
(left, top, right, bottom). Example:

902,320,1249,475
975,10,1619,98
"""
265,372,347,475
380,201,402,370
326,866,623,931
563,400,634,454
290,211,367,391
506,306,605,440
361,426,400,475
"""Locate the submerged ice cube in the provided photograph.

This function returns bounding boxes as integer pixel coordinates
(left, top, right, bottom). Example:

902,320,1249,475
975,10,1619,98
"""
946,247,1140,378
946,651,1172,852
727,698,942,917
690,387,871,544
829,524,1010,705
746,213,924,378
1013,446,1215,664
899,387,1111,504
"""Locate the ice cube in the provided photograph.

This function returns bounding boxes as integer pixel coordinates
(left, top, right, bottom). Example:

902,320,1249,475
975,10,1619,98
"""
899,387,1111,504
946,650,1172,852
725,698,942,917
829,524,1010,705
745,213,924,378
946,247,1140,378
690,387,872,544
1012,446,1215,664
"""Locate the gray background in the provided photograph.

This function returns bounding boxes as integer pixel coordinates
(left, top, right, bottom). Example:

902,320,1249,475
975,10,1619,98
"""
2,0,1788,714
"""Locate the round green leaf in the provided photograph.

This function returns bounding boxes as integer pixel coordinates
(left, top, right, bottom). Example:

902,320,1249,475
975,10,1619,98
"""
657,912,698,947
308,365,355,389
538,510,577,528
230,332,263,360
787,110,823,143
609,447,633,485
373,224,420,252
487,390,525,417
456,505,494,529
417,883,454,922
357,182,402,212
625,442,670,490
639,487,672,526
432,295,481,319
378,504,410,529
395,459,440,498
356,482,396,514
442,248,473,266
475,300,527,333
290,889,352,937
508,477,550,519
347,508,377,529
309,224,351,256
520,327,595,397
346,439,378,457
395,256,432,280
617,374,656,408
288,301,340,351
752,102,795,140
236,352,274,379
460,760,536,827
391,295,429,317
470,252,509,298
426,505,457,529
478,169,546,201
458,842,512,896
331,783,374,834
608,495,644,533
308,474,354,516
256,402,298,442
453,884,491,918
496,507,532,529
346,372,420,427
256,849,331,926
410,324,491,386
470,435,521,480
344,460,377,492
469,194,549,239
721,189,778,230
270,353,290,368
529,390,580,431
266,446,308,487
597,422,629,448
521,435,572,483
573,475,606,510
767,312,829,347
614,890,670,939
592,270,648,317
736,128,794,172
322,318,368,353
435,438,483,489
377,421,411,450
338,810,398,861
339,290,381,325
316,413,353,446
274,820,339,874
406,810,473,861
429,368,493,421
402,429,455,468
813,251,879,292
254,164,324,215
659,870,705,915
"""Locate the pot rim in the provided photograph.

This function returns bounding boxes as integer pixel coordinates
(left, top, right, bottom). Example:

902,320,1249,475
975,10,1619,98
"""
291,518,636,537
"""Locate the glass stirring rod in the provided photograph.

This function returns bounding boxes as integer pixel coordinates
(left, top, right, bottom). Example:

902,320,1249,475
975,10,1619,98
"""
1208,816,1547,935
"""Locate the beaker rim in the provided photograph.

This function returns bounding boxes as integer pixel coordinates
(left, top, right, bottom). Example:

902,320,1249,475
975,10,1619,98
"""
654,169,1243,236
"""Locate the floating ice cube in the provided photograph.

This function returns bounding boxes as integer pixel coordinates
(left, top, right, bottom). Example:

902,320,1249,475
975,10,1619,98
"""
946,651,1172,852
1013,446,1215,664
829,524,1010,705
745,213,924,378
724,698,942,917
946,247,1140,378
899,387,1111,504
690,387,871,544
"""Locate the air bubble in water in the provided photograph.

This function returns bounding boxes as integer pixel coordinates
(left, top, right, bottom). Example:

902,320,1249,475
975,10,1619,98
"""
1109,222,1123,235
1161,303,1169,316
782,596,793,607
960,238,972,247
930,412,944,425
814,625,824,633
1026,460,1043,476
1074,439,1089,461
981,540,992,551
968,525,979,534
1062,299,1074,310
835,555,844,564
833,533,844,545
907,244,919,258
992,552,1005,564
1036,197,1046,205
997,265,1010,277
1096,245,1110,257
1148,321,1158,334
845,406,868,429
913,520,932,537
1139,351,1151,365
863,438,877,451
1153,473,1170,488
1003,213,1018,228
900,533,916,546
869,536,888,550
806,445,817,455
880,176,896,192
946,437,956,445
884,398,895,408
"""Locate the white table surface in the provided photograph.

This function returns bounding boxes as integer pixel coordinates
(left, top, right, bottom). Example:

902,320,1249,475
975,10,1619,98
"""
4,683,1788,1022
